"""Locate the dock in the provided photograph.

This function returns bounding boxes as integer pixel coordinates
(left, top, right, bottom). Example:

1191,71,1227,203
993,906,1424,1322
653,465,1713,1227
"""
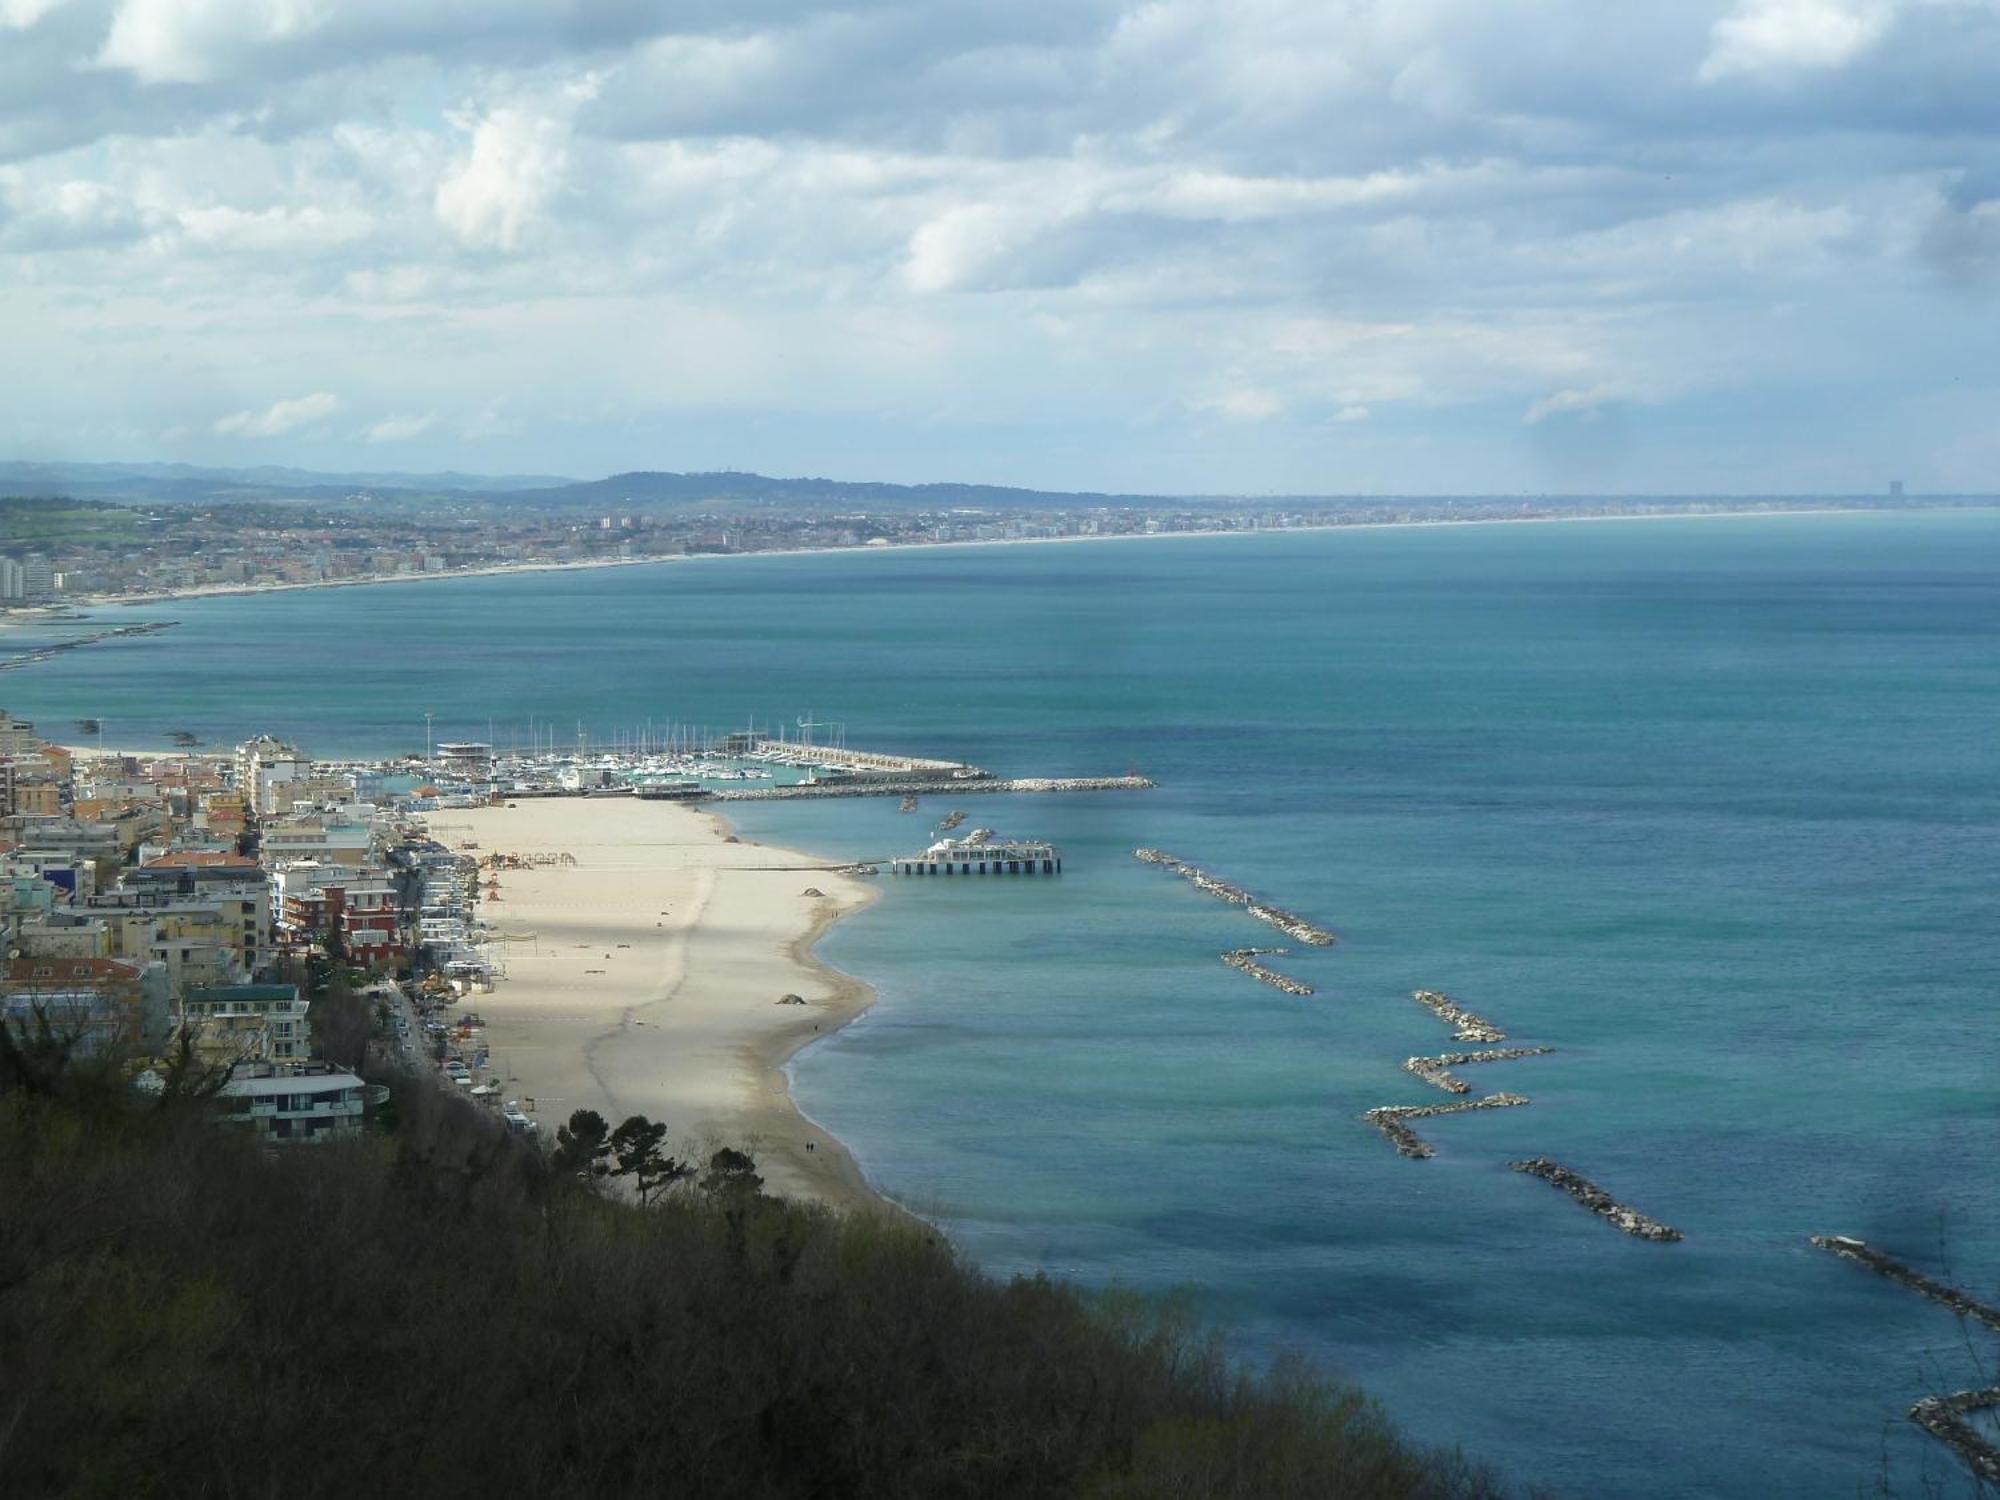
1512,1158,1682,1242
893,832,1061,875
1404,1047,1553,1094
1132,849,1337,945
1410,990,1506,1043
717,775,1153,802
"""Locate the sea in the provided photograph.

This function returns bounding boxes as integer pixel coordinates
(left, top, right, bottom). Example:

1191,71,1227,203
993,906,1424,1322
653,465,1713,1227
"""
9,510,1999,1499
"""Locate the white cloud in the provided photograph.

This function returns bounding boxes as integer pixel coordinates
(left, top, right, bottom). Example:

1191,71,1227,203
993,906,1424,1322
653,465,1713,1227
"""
1196,387,1285,421
1523,386,1619,425
214,392,341,438
1699,0,1895,80
434,106,570,251
1,0,67,29
98,0,331,85
1335,405,1371,422
364,412,437,443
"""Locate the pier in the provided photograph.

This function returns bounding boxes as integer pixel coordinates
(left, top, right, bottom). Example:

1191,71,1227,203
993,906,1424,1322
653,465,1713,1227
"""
1511,1158,1682,1242
1809,1236,2000,1334
1132,849,1337,945
1361,1093,1530,1159
1909,1389,2000,1484
1410,990,1506,1042
893,834,1061,875
1221,948,1314,995
717,775,1153,802
1404,1047,1553,1094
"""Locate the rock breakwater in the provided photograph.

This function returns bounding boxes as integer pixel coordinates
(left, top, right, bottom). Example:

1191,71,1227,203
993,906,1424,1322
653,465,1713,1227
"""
1410,990,1505,1042
1220,948,1314,995
1362,1093,1530,1159
1404,1047,1554,1094
717,776,1153,802
1133,849,1337,946
1809,1236,2000,1334
1511,1158,1682,1242
1909,1389,2000,1484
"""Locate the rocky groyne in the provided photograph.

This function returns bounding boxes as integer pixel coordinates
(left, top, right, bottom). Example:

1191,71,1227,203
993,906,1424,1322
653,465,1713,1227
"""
1362,1093,1530,1159
0,619,178,673
1809,1236,2000,1334
1909,1389,2000,1484
1133,849,1338,946
1410,990,1505,1042
1511,1158,1682,1242
1221,948,1314,996
1404,1047,1554,1094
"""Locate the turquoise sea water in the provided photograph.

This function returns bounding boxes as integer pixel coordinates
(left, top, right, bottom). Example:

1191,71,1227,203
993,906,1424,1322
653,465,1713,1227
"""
10,513,1999,1498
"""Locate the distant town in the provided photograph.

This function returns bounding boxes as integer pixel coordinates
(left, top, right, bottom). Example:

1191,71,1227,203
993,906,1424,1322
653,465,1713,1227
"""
0,465,1974,606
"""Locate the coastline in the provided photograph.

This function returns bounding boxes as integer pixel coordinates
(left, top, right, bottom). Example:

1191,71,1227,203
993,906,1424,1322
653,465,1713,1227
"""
447,796,897,1216
55,502,1962,614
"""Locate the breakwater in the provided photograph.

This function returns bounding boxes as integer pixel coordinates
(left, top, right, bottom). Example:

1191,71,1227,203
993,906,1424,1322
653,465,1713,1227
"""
1132,849,1337,946
1512,1158,1683,1242
0,619,177,672
1809,1236,2000,1334
1410,990,1506,1042
1221,948,1314,995
1909,1389,2000,1485
716,775,1153,802
1362,1093,1530,1159
1404,1047,1553,1094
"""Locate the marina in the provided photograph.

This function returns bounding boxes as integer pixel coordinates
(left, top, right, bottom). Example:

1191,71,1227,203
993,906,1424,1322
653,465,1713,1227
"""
1511,1159,1683,1242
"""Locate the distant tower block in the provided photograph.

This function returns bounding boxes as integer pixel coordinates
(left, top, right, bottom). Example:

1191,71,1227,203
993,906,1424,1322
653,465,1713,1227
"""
1889,480,1905,499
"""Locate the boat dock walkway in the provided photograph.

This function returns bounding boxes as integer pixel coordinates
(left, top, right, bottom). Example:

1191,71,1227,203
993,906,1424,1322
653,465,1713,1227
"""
717,775,1154,802
1512,1158,1682,1242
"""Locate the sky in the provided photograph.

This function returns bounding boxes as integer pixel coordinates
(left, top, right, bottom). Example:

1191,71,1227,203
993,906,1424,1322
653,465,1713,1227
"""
1,0,1996,496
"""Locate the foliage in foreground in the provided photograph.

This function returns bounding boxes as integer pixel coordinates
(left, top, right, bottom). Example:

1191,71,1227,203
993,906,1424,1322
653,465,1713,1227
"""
0,1079,1507,1499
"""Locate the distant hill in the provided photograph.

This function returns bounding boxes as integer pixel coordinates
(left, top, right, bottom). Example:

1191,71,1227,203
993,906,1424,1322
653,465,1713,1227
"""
0,460,573,503
510,469,1174,514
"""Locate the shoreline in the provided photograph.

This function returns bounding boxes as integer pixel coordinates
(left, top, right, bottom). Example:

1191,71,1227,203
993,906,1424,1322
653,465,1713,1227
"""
448,797,899,1217
53,502,1977,614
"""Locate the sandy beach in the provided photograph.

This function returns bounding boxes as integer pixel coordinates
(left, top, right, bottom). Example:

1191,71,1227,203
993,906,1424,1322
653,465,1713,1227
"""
445,796,888,1213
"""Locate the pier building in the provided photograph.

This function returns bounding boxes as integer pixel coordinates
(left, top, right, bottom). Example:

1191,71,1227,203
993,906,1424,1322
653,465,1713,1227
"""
893,834,1060,876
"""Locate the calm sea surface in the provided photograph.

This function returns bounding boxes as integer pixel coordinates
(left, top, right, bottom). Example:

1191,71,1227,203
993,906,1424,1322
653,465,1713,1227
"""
11,512,1999,1497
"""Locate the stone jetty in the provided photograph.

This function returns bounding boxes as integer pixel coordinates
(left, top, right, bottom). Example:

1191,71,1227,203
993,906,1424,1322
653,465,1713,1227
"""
1410,990,1505,1043
1221,948,1314,996
1909,1389,2000,1484
0,619,178,673
1511,1158,1682,1242
1133,849,1337,946
716,776,1153,802
1403,1046,1553,1094
1809,1236,2000,1334
1361,1093,1530,1159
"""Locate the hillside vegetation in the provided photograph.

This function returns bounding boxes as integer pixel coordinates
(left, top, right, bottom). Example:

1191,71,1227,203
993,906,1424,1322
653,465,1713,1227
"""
0,1064,1508,1499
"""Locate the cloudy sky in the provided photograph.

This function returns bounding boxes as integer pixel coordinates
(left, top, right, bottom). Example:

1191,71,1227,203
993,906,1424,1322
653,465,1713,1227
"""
2,0,1995,494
